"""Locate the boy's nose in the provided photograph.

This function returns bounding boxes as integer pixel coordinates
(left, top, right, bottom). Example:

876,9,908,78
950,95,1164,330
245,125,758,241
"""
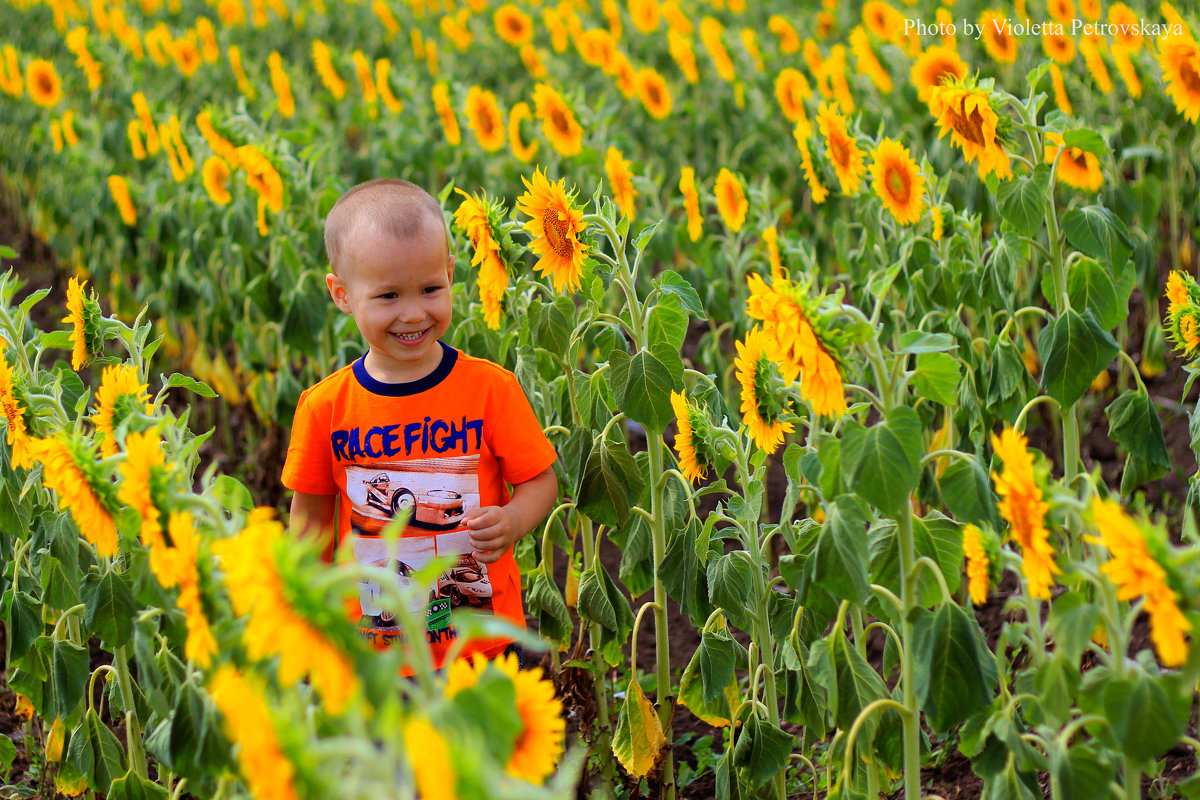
397,300,425,323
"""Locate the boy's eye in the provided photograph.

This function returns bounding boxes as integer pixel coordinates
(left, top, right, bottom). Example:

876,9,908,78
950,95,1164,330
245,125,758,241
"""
379,292,398,300
423,286,442,294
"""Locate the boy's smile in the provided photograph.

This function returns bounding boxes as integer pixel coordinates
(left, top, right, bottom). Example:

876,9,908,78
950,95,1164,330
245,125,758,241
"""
327,222,454,384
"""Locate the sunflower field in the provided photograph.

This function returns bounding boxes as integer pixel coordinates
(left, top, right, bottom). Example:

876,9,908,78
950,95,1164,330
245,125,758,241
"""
4,0,1200,796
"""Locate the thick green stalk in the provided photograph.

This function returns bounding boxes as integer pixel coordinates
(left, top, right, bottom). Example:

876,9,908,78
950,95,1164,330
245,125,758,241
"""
112,646,148,779
580,515,617,800
897,500,921,800
647,434,675,800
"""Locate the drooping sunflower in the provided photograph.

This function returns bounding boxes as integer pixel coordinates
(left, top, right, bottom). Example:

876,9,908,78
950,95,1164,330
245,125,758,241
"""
768,14,800,54
495,4,533,46
870,138,925,225
430,82,461,145
196,110,239,167
669,390,716,484
792,119,829,204
774,68,811,122
165,511,218,666
445,652,565,784
1079,37,1113,93
762,226,783,279
402,718,458,799
699,16,735,82
741,29,764,73
679,166,703,242
25,58,62,108
1049,64,1073,114
352,50,377,104
117,429,169,577
235,145,284,213
1045,133,1103,192
816,102,865,195
635,67,672,119
541,7,570,53
1089,498,1192,667
734,327,794,454
605,147,637,221
92,363,152,458
29,435,119,556
668,30,699,84
962,524,990,606
210,668,302,800
0,347,33,469
1158,33,1200,123
63,276,103,369
1112,45,1142,98
849,26,892,93
714,168,747,232
228,45,256,99
979,10,1018,64
532,83,583,156
508,101,538,162
267,51,295,118
516,169,589,294
453,189,508,330
465,87,506,152
196,17,219,63
928,80,1012,180
745,273,847,417
612,51,638,97
990,427,1058,600
0,46,22,98
931,205,945,241
375,59,403,113
202,156,233,205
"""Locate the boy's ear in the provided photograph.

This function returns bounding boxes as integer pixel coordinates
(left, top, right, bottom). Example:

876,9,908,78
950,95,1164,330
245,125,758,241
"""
326,271,352,314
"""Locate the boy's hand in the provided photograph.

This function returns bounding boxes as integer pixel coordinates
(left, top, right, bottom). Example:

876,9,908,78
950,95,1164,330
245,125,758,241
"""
464,506,521,564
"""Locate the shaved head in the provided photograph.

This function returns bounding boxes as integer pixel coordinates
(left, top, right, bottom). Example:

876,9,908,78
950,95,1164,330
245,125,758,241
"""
324,179,447,275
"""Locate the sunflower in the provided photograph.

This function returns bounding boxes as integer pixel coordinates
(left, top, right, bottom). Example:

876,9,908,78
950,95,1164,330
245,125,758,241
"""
236,145,284,212
1166,271,1192,316
196,17,219,62
763,226,783,279
850,27,891,93
495,4,533,45
516,169,589,294
92,363,152,458
1158,34,1200,123
700,17,735,82
520,44,548,79
349,50,376,105
1079,37,1113,93
30,435,119,556
532,83,583,156
576,28,617,69
745,273,847,417
740,29,764,72
1048,0,1074,23
542,7,570,52
1042,31,1075,64
1109,3,1143,51
928,81,1012,180
824,45,856,114
375,59,403,113
612,51,638,97
268,51,295,118
228,45,256,99
1112,44,1142,98
768,14,800,53
793,119,830,204
430,83,461,145
445,652,565,784
199,155,232,206
65,28,103,89
1170,310,1200,358
669,391,715,484
629,0,659,33
117,429,169,579
465,87,506,152
507,101,538,162
217,0,246,25
196,110,239,167
1089,499,1192,667
668,30,699,84
0,46,22,98
870,138,925,225
931,205,945,240
635,67,673,119
962,524,990,606
605,147,637,221
774,68,811,122
0,347,33,469
61,111,78,147
210,668,301,800
734,328,794,454
453,190,507,329
714,168,747,232
679,166,703,242
1049,64,1073,114
51,121,63,154
165,511,218,666
816,102,865,195
979,10,1018,64
1045,133,1103,192
862,0,902,41
403,718,458,799
171,36,202,76
26,58,62,108
991,427,1058,600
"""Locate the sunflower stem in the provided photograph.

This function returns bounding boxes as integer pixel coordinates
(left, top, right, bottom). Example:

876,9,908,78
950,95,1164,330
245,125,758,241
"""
580,513,618,800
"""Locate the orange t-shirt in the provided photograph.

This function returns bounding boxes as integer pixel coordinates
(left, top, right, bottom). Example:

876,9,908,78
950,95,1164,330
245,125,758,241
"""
281,342,557,667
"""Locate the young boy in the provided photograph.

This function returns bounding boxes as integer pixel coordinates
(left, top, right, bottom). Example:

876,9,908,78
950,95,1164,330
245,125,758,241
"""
282,178,559,668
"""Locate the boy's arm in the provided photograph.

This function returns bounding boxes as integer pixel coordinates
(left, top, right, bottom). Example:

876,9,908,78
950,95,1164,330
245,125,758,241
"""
289,491,337,555
462,466,559,564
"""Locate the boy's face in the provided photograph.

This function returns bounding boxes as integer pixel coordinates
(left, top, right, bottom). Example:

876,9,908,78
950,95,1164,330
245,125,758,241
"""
327,223,454,383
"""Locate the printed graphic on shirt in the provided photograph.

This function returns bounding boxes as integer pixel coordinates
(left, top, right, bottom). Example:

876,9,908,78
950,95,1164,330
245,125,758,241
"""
346,455,489,646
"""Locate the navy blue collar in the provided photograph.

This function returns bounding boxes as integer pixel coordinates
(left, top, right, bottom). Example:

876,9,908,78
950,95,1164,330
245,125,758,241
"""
352,341,458,396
